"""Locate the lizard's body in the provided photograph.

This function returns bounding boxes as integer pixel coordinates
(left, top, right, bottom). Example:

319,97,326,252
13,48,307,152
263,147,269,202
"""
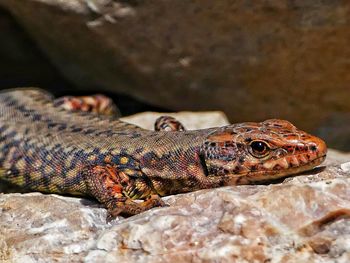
0,88,327,218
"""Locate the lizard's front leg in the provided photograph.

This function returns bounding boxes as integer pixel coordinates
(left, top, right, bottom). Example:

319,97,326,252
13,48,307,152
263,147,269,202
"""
53,94,119,116
83,164,165,220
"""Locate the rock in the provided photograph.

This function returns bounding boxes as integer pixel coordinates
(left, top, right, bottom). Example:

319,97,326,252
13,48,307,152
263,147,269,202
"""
1,111,350,262
120,111,230,130
0,194,108,262
324,149,350,166
0,0,350,141
316,112,350,152
1,164,350,262
0,8,70,91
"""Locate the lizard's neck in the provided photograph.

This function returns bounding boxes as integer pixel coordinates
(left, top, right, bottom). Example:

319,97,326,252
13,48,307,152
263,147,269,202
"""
138,133,226,196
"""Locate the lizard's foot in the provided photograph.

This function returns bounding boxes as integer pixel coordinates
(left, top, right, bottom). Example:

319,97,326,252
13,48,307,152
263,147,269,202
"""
53,94,120,116
154,116,186,131
84,164,166,221
145,194,167,208
106,195,166,221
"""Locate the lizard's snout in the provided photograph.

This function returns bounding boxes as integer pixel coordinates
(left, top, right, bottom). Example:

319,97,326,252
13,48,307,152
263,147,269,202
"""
307,135,327,159
283,134,327,169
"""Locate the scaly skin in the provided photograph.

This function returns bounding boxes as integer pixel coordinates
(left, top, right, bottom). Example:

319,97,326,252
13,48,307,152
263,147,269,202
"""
0,88,327,218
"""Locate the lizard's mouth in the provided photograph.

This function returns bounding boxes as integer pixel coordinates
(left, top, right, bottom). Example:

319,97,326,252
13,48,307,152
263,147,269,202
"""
226,154,327,185
249,154,326,180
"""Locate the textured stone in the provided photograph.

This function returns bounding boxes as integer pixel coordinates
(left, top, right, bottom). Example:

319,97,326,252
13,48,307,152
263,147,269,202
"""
0,0,350,137
120,111,229,130
0,194,108,262
324,149,350,166
1,164,350,262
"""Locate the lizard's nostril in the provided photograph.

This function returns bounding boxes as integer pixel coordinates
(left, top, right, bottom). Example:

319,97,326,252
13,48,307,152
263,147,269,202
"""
309,137,327,158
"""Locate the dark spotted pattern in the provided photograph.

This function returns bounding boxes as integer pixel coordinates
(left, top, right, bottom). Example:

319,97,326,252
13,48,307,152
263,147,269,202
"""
0,88,327,217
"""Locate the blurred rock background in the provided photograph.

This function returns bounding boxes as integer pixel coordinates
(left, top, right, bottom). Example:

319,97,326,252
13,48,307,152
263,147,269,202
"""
0,0,349,149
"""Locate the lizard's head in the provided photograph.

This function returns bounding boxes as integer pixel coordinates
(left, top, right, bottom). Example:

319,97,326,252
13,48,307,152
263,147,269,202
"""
199,119,327,184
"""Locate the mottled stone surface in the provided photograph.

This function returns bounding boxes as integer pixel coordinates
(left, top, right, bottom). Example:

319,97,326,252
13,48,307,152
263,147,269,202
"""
0,111,350,262
324,149,350,166
0,0,350,139
1,163,350,262
120,111,229,131
0,194,108,262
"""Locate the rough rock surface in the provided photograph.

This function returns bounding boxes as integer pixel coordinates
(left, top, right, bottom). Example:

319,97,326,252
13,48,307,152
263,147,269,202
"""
1,111,350,262
324,149,350,166
0,0,350,139
120,111,229,131
1,160,350,262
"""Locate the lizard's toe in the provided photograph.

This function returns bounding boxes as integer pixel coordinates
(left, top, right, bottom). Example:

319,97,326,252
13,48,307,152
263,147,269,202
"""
146,194,167,207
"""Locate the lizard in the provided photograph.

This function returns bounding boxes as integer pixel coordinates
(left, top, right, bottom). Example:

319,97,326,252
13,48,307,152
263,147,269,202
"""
0,88,327,219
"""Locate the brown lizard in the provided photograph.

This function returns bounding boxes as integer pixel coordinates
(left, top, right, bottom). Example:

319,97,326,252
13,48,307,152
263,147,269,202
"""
0,88,327,219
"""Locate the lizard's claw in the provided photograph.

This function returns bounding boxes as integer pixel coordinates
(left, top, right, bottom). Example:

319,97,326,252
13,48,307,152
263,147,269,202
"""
146,194,167,207
106,207,123,222
105,195,167,222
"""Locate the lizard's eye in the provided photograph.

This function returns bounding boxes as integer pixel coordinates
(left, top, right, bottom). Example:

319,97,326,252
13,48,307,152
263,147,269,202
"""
249,140,270,158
